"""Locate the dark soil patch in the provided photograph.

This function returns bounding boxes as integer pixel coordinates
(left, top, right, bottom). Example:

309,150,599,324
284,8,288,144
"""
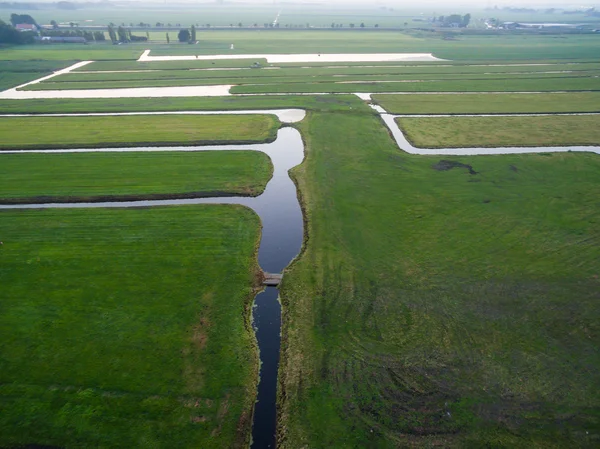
432,160,477,175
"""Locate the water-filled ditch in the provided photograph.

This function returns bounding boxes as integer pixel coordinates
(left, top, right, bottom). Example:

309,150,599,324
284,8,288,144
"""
0,126,305,448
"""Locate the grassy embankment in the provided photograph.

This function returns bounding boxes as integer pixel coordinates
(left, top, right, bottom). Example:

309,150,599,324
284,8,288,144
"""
0,114,279,150
396,115,600,148
373,92,600,114
279,111,600,447
0,206,262,448
0,151,272,203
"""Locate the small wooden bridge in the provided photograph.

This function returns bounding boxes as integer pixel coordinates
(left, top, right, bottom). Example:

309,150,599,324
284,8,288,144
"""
263,273,283,286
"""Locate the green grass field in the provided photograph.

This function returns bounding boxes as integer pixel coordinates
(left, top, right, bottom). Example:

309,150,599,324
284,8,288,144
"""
0,32,598,62
279,111,600,447
397,115,600,148
1,25,599,448
0,205,261,448
0,94,367,114
231,76,600,94
0,151,271,203
0,115,279,149
373,92,600,114
28,71,600,91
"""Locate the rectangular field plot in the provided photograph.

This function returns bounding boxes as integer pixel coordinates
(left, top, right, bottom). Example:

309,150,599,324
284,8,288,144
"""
396,115,600,148
374,92,600,114
231,76,600,94
0,151,272,203
0,205,260,447
0,94,365,115
0,115,279,150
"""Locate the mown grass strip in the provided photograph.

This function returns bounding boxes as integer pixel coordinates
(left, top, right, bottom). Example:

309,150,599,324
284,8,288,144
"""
373,92,600,114
0,151,272,203
396,115,600,148
280,111,600,447
0,205,261,447
0,115,279,150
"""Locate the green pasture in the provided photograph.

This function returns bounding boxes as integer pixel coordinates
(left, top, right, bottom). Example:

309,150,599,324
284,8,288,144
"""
0,94,368,114
279,111,600,447
397,115,600,148
31,69,600,91
0,151,271,203
0,206,261,448
374,92,600,114
0,32,598,62
0,115,279,149
68,63,600,78
232,76,600,93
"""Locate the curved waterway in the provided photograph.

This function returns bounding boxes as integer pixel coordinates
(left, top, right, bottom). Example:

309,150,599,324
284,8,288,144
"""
0,126,305,449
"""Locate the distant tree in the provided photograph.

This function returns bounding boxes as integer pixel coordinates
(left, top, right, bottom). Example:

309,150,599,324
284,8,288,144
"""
166,32,170,43
349,23,355,28
374,24,379,28
107,25,117,43
442,14,463,27
93,30,105,41
462,13,471,27
178,28,190,42
69,22,74,27
0,19,27,44
117,26,128,42
190,24,196,42
331,22,335,28
10,13,36,26
146,30,149,39
238,22,242,27
50,20,58,29
360,22,365,28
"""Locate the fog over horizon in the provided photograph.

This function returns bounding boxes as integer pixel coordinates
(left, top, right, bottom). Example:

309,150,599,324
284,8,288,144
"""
19,0,600,7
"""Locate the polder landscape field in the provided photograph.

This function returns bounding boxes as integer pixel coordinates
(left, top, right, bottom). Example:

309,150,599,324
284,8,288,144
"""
1,5,599,448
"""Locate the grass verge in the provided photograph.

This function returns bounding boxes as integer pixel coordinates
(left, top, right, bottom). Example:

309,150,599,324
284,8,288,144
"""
0,205,262,447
